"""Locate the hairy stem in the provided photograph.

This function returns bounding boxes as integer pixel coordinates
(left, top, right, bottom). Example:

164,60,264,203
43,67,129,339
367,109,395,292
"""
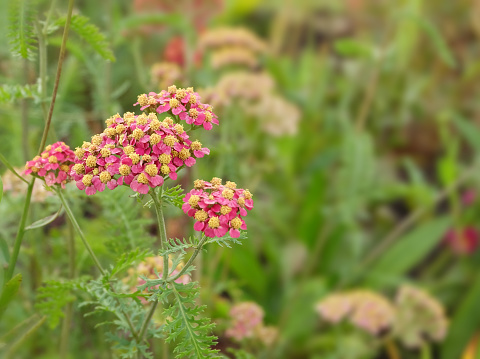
168,235,207,283
138,300,158,342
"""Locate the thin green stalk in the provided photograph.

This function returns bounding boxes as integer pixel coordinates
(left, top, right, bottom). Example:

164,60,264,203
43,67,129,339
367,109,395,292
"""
4,180,34,282
168,235,207,283
138,300,158,341
150,187,168,279
56,189,105,275
37,0,75,154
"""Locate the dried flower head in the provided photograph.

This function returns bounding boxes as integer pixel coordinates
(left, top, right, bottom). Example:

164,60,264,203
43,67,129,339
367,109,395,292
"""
393,285,448,348
24,142,76,188
182,178,254,238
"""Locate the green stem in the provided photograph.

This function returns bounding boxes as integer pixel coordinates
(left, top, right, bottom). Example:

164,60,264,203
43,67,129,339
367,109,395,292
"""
150,187,168,279
138,300,158,341
168,235,207,283
56,189,105,276
37,0,74,154
4,180,34,282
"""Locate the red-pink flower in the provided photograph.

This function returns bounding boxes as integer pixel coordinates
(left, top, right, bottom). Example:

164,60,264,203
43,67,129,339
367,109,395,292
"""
71,110,209,195
444,227,479,255
182,178,253,238
24,142,76,188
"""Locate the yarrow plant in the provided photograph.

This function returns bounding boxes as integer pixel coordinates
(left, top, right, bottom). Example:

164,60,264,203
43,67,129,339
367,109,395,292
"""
24,141,75,188
182,177,254,238
20,85,254,358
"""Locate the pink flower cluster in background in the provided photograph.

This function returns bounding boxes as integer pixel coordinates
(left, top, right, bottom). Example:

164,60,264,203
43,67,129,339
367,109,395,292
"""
24,141,76,188
134,85,219,130
71,111,210,196
182,178,254,238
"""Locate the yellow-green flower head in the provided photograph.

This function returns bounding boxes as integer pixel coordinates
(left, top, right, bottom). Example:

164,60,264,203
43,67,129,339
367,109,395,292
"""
99,171,112,183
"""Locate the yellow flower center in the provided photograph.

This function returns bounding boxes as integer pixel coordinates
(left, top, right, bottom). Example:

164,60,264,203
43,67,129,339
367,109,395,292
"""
93,168,99,175
132,128,144,140
73,164,85,174
86,155,97,168
188,108,198,119
150,119,161,131
225,181,237,189
82,141,91,149
45,145,52,151
168,85,177,93
158,153,172,164
99,171,111,183
136,114,148,125
188,195,200,207
119,164,131,176
191,141,202,151
160,164,170,175
41,153,49,159
31,167,39,173
176,89,186,99
142,154,151,163
204,112,213,122
231,217,242,230
244,190,252,199
169,98,180,108
75,148,85,159
221,206,232,215
164,135,177,147
129,154,140,165
116,124,126,134
222,189,234,200
208,217,220,229
188,95,197,105
100,148,111,158
211,177,222,187
137,94,148,106
124,146,134,155
104,128,116,137
48,156,58,164
82,174,93,187
124,112,135,123
60,164,70,172
179,149,191,160
91,135,102,146
163,117,174,126
237,197,245,207
174,124,184,134
138,173,149,184
194,179,204,189
195,210,208,222
145,164,158,177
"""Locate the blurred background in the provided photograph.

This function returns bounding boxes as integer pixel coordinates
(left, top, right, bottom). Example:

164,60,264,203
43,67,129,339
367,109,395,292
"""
1,0,480,358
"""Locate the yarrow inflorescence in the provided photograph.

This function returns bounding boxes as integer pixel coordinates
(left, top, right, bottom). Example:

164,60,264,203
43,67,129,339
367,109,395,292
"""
316,290,395,336
182,178,254,238
134,85,219,130
24,141,76,188
71,92,211,195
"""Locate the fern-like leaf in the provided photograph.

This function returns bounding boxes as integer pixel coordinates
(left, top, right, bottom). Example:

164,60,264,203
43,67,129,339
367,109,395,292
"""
162,185,185,209
0,83,40,104
7,0,37,60
107,248,151,280
159,236,199,257
203,231,247,248
161,282,219,358
56,14,115,62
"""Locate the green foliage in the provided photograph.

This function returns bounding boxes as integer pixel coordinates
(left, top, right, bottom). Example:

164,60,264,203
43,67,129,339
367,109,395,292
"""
0,273,22,320
35,277,87,328
56,14,115,62
107,248,151,280
25,205,62,231
158,282,219,358
162,185,185,209
0,83,40,104
204,231,247,248
160,236,199,257
7,0,37,60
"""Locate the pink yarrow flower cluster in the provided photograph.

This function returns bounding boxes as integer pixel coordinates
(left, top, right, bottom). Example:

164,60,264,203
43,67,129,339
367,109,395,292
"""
24,141,76,188
182,178,253,238
71,111,210,196
134,85,219,130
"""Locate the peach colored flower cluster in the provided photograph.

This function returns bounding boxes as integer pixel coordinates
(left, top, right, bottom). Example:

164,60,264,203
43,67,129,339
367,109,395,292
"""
225,301,278,346
316,290,395,335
